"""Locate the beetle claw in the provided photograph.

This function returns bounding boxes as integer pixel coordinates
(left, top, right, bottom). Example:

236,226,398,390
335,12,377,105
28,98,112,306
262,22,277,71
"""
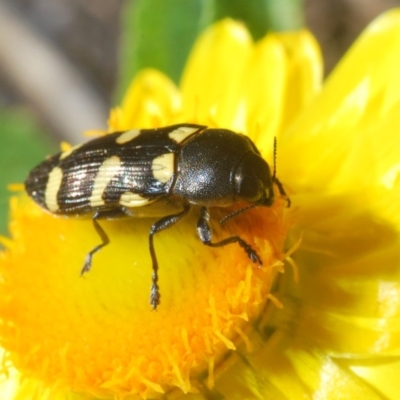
81,257,92,275
150,283,160,310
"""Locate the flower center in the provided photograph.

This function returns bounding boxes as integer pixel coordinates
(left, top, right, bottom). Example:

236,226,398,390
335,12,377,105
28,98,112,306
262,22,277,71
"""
0,194,288,398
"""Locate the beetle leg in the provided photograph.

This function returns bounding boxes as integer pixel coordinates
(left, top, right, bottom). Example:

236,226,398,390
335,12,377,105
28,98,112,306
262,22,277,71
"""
81,209,127,275
149,203,191,310
274,178,291,207
197,206,262,265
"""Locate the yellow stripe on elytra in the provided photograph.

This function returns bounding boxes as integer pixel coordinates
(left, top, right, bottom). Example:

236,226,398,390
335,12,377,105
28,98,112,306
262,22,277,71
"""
168,126,199,143
116,129,140,144
120,192,151,207
152,153,175,183
90,156,121,207
45,167,63,211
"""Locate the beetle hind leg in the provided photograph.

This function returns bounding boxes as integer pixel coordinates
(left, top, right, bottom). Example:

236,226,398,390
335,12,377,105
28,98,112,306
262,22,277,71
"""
197,206,262,265
81,212,111,275
81,209,126,275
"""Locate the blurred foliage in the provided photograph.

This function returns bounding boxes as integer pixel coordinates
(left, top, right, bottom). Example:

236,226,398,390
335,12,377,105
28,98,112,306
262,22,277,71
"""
118,0,203,96
203,0,304,38
0,108,57,236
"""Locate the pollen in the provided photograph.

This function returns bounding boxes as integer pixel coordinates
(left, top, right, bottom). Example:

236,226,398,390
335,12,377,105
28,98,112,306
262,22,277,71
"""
0,190,288,398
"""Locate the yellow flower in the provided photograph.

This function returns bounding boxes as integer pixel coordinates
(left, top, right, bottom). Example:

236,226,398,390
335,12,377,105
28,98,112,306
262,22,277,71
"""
1,8,400,400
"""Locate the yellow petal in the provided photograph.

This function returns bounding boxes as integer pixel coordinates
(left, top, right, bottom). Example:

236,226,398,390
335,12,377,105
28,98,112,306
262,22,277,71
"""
251,30,322,158
180,19,252,129
350,358,400,399
241,34,287,150
288,241,400,353
280,9,400,195
109,69,181,131
282,348,383,399
276,30,322,133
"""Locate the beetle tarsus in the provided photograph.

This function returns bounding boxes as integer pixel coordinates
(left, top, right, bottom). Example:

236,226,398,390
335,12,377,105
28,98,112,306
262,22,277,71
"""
81,254,93,275
150,274,160,310
241,242,262,265
81,212,110,276
274,177,291,207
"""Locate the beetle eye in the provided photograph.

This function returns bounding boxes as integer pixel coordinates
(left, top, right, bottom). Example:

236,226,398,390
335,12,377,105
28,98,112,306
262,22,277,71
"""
234,152,273,204
237,176,262,202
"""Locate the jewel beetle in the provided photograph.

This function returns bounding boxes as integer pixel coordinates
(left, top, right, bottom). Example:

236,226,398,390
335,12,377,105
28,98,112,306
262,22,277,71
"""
25,124,288,309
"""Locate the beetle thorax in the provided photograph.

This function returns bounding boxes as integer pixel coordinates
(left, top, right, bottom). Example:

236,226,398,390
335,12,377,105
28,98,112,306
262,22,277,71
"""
171,129,263,207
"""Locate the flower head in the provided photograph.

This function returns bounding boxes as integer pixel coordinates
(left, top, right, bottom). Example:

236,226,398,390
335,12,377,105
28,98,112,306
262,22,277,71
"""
1,8,400,400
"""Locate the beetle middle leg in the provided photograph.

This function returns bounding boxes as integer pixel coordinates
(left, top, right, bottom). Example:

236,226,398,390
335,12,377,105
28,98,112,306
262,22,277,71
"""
149,203,191,310
197,206,262,265
81,209,125,275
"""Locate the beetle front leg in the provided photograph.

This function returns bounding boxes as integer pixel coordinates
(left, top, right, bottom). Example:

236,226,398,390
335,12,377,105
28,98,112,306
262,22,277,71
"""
274,177,291,207
197,206,262,265
149,203,191,310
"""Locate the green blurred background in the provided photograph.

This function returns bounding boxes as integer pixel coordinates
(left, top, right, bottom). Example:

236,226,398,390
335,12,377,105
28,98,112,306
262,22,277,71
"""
0,0,399,237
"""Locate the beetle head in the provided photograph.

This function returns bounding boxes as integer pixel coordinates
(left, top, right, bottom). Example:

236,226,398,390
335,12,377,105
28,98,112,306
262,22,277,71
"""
234,152,274,206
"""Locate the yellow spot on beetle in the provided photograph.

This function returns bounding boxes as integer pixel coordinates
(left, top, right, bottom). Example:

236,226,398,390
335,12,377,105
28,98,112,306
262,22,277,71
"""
152,153,175,183
116,129,141,144
45,167,63,211
90,156,121,207
168,126,200,143
120,192,152,207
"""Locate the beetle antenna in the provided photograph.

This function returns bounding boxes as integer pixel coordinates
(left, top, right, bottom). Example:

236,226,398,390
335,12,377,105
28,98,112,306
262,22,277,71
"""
272,138,291,207
219,199,264,225
272,136,277,183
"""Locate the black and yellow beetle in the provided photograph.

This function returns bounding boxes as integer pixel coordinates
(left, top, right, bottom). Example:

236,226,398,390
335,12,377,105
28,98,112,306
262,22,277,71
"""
25,124,288,309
